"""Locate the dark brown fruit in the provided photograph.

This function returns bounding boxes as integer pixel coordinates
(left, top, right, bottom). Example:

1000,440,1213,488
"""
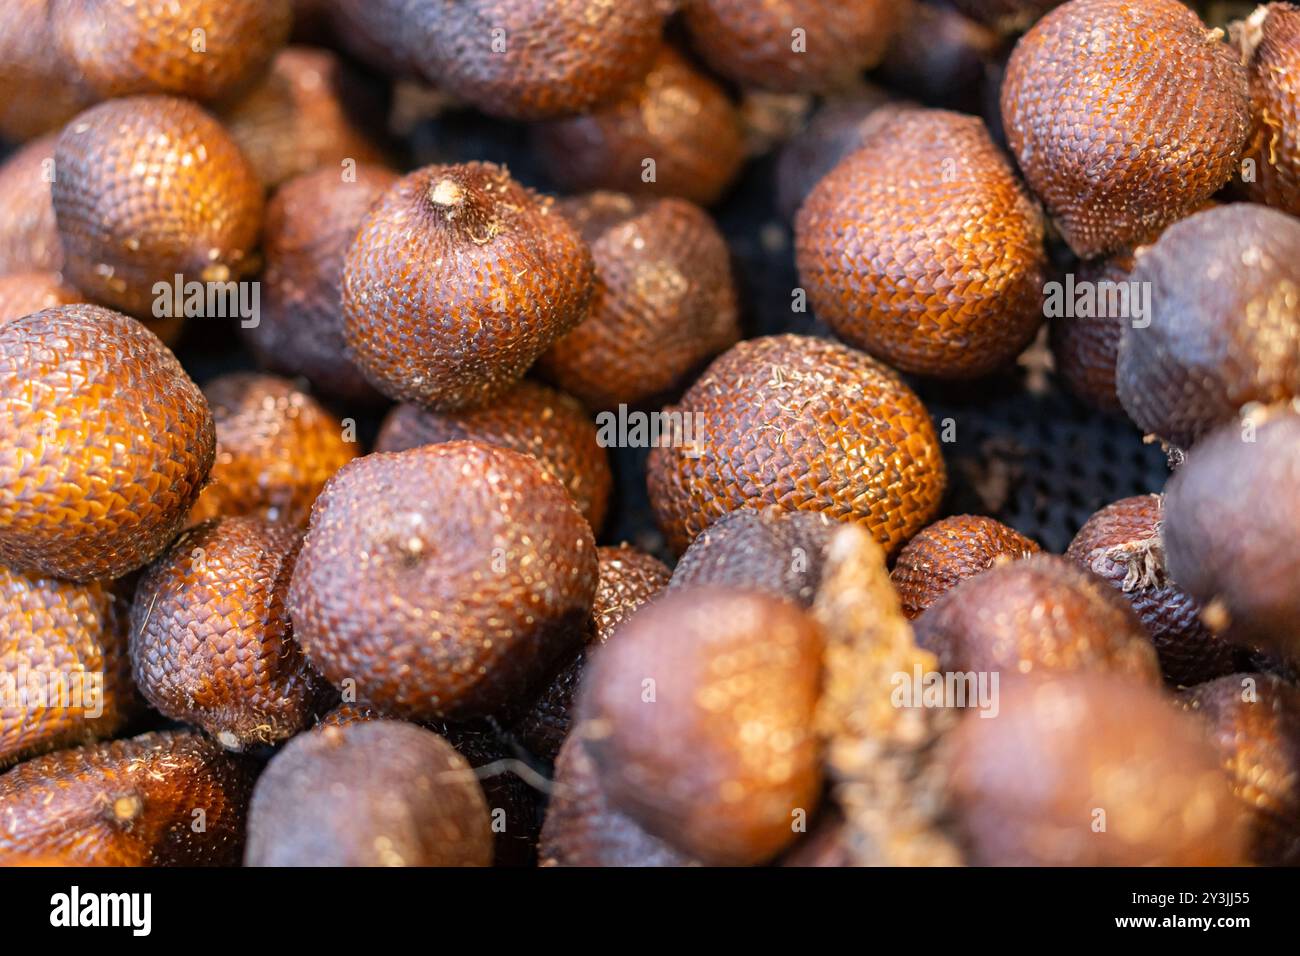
1182,673,1300,865
795,108,1046,379
52,0,291,103
244,720,492,867
915,554,1161,683
129,517,324,749
0,305,215,582
0,0,93,141
0,730,255,866
1048,252,1134,414
579,587,823,866
538,192,740,410
1001,0,1250,258
53,96,264,319
375,380,611,531
326,0,418,76
540,733,698,867
1117,204,1300,449
0,136,64,276
188,373,359,529
533,48,747,207
647,334,946,557
682,0,899,93
668,507,838,607
877,3,1002,113
1163,405,1300,660
514,544,671,759
419,0,674,120
244,164,398,404
890,514,1040,620
1067,495,1240,687
222,46,389,190
290,442,598,720
0,272,81,324
1,567,134,767
952,0,1064,31
342,162,594,410
1235,3,1300,216
945,673,1247,865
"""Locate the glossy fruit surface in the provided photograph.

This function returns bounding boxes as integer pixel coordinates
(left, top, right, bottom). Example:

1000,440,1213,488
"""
0,136,64,276
1235,3,1300,216
0,273,81,324
0,0,93,141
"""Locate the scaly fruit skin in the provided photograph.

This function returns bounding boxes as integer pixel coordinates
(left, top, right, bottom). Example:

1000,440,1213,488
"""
513,544,670,759
533,48,746,207
222,46,389,191
188,373,359,529
244,164,398,404
129,517,325,750
953,0,1064,31
946,674,1247,865
52,0,291,103
1163,407,1300,660
1001,0,1250,258
1117,205,1300,450
668,507,838,608
0,730,256,866
375,380,612,531
579,587,823,866
290,442,598,721
795,109,1046,379
0,568,133,768
539,193,741,411
1067,495,1240,687
245,721,492,867
890,514,1040,619
0,306,216,582
1182,673,1300,866
1236,3,1300,216
1049,252,1134,414
53,96,264,320
915,554,1161,683
420,0,674,120
647,334,947,557
541,732,697,867
342,162,594,411
682,0,899,94
0,136,64,276
0,0,94,141
0,272,81,324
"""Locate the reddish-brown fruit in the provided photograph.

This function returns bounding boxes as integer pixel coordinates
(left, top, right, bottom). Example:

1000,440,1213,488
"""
1182,673,1300,865
952,0,1064,31
540,733,698,867
1163,406,1300,660
188,373,359,529
533,48,747,207
1001,0,1250,258
0,730,256,866
1235,3,1300,216
1067,495,1240,687
0,136,64,276
1,567,134,768
419,0,674,120
538,192,740,410
52,0,291,103
579,587,823,866
129,517,325,749
53,96,264,320
342,162,594,410
1117,205,1300,449
1048,253,1134,414
945,673,1247,865
244,164,398,404
915,554,1161,683
222,47,389,190
878,3,1002,112
890,514,1040,620
0,272,81,324
0,0,93,141
514,544,671,759
375,380,611,531
289,442,598,720
682,0,899,93
647,334,947,557
668,507,838,607
795,109,1046,379
0,305,215,582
